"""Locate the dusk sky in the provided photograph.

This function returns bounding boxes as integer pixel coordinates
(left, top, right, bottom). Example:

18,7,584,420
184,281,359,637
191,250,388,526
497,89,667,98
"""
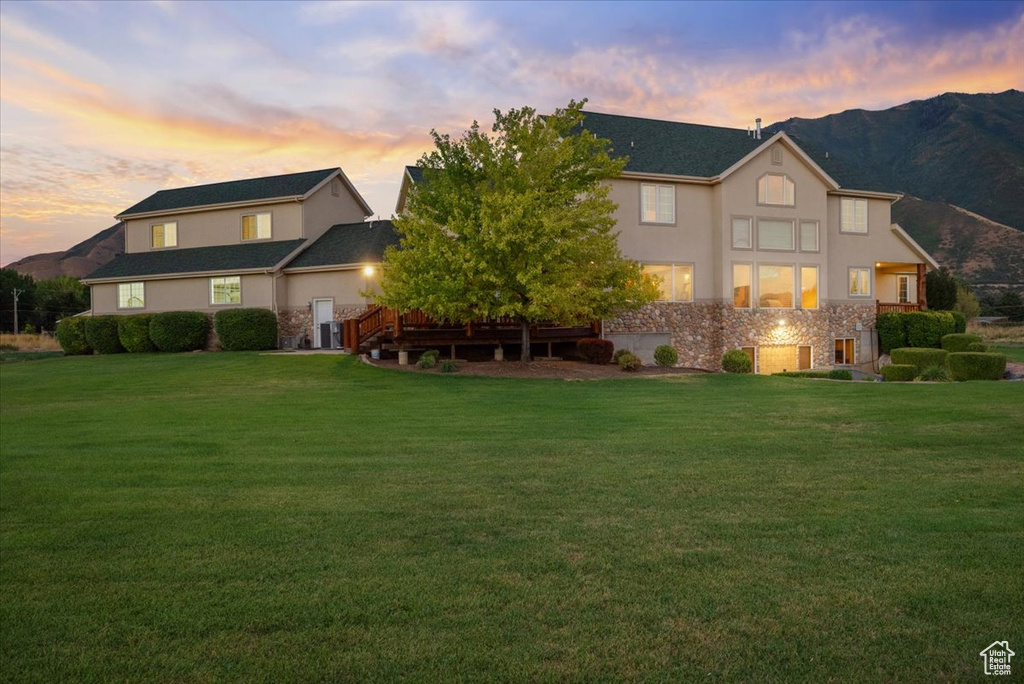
1,0,1022,267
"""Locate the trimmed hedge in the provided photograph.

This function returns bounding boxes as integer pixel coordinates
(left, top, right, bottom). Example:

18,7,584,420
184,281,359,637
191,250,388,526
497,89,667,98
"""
722,349,753,373
56,317,92,355
890,347,948,373
877,311,957,352
617,351,641,372
653,345,678,367
149,311,210,352
827,369,853,381
947,352,1007,381
951,311,967,334
118,314,157,353
881,364,917,382
966,341,988,352
577,338,614,365
941,333,983,353
214,308,278,351
84,316,125,354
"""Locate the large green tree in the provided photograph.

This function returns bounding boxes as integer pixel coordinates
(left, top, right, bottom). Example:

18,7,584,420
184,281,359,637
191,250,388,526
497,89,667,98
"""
379,100,655,361
0,268,36,333
35,276,90,331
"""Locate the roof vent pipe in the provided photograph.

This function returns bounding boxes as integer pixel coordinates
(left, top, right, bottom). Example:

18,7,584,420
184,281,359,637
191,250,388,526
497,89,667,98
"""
755,118,762,140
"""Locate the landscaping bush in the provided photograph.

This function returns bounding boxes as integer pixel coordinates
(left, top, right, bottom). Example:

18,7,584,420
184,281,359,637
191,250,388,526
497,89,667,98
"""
84,316,125,354
880,364,917,382
149,311,209,352
905,311,955,348
827,369,853,381
439,359,458,373
946,352,1007,381
876,313,906,354
612,349,631,364
951,311,968,334
214,308,278,351
416,351,438,369
55,317,92,355
117,314,156,353
577,338,614,365
966,341,988,352
617,351,641,372
941,333,983,353
653,345,678,367
890,347,948,374
917,364,951,382
721,349,752,374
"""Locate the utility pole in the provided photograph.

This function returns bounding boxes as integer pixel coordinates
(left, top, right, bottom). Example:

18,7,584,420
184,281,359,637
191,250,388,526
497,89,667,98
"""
12,288,23,334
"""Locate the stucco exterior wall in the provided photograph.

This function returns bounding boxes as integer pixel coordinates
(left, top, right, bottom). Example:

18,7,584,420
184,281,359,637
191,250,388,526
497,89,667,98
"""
301,181,369,243
124,202,303,253
282,269,375,310
90,274,274,315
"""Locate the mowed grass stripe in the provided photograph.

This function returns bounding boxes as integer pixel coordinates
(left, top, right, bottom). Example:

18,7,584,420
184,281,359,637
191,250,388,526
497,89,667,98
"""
1,354,1021,683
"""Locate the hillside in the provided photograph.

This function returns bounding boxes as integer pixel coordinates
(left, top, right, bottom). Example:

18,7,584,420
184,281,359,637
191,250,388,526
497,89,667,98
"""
767,89,1024,229
5,222,124,280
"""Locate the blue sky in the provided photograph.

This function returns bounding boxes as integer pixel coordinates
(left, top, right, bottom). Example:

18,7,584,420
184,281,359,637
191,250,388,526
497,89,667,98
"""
1,0,1022,265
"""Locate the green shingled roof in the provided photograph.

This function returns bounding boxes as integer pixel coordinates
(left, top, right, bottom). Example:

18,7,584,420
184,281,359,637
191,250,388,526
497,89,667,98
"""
579,111,764,177
286,221,399,269
84,239,305,281
119,168,339,217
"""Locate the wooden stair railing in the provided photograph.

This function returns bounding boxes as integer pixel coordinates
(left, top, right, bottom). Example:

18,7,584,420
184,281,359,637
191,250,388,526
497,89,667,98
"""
876,301,922,314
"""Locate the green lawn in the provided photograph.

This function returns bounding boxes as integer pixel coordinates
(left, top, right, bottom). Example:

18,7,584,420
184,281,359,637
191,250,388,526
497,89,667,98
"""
991,343,1024,363
1,354,1021,683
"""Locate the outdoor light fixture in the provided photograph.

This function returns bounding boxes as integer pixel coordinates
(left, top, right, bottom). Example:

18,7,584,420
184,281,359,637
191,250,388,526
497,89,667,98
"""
363,265,375,277
777,319,786,326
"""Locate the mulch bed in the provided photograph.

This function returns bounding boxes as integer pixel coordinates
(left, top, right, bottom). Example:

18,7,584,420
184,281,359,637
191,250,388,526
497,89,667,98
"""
367,357,710,379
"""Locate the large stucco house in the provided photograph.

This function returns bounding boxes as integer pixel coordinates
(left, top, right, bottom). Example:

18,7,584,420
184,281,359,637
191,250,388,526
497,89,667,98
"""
84,110,937,372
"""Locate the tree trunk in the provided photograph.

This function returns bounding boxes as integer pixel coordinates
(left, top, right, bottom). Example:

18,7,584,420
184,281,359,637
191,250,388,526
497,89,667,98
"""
520,320,531,362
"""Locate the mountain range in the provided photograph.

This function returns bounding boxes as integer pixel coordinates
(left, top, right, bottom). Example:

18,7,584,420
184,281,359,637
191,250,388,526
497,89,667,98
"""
5,90,1023,285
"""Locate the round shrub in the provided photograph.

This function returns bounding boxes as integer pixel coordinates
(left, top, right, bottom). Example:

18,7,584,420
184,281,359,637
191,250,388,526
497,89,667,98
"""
439,359,458,373
966,341,987,352
617,351,641,372
653,345,678,367
876,313,907,354
84,316,125,354
827,369,853,381
577,338,614,365
904,311,956,348
214,308,278,351
416,351,437,369
946,352,1007,381
917,364,951,382
941,333,983,353
890,347,948,374
880,364,917,382
722,349,752,374
149,311,210,352
56,317,92,355
117,314,156,353
612,349,631,364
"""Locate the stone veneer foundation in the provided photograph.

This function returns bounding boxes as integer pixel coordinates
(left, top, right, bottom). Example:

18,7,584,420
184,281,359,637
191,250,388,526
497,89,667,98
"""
606,301,876,371
278,305,367,344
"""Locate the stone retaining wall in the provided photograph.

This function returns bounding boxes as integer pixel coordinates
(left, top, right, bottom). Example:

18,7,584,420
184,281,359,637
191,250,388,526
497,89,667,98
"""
606,301,875,370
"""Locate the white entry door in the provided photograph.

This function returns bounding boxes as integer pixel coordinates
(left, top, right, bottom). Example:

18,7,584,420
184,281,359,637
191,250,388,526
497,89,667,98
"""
312,298,333,349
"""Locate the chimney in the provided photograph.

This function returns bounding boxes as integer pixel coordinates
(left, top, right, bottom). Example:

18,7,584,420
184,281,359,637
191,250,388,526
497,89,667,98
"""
755,118,762,140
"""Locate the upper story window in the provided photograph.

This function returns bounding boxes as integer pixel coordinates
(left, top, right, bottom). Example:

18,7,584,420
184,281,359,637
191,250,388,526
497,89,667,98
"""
840,198,868,233
732,217,752,249
758,264,794,308
242,212,271,241
757,173,794,206
642,263,693,302
799,221,819,252
758,219,795,251
849,267,871,297
151,222,177,248
117,282,145,309
641,184,675,224
210,276,241,305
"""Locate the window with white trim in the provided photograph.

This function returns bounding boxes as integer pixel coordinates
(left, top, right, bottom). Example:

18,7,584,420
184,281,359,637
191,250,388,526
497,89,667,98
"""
641,184,675,224
642,263,693,302
757,173,794,206
210,276,241,305
733,263,752,308
117,282,145,309
758,219,795,251
835,338,855,365
898,275,910,304
799,221,819,251
840,198,867,233
242,213,271,240
849,267,871,297
800,266,818,309
758,264,794,308
151,222,177,248
732,217,752,249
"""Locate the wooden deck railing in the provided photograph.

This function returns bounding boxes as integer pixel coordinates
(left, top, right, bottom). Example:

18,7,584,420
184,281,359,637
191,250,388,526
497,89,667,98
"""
877,301,922,314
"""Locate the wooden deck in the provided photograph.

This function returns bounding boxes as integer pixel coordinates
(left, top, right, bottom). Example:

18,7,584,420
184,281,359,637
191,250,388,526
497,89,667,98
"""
342,305,598,353
877,301,922,314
